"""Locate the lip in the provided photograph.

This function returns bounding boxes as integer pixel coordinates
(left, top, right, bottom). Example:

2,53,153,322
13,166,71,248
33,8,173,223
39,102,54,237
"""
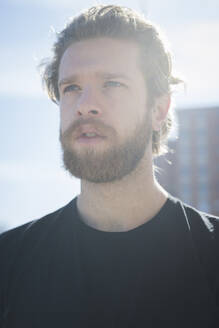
76,135,106,144
75,124,106,139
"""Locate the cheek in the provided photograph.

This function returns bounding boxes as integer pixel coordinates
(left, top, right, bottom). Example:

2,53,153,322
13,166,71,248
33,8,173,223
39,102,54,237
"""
113,111,139,140
59,100,75,133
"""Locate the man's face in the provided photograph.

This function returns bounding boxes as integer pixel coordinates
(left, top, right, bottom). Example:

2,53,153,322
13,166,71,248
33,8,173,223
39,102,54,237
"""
58,37,153,183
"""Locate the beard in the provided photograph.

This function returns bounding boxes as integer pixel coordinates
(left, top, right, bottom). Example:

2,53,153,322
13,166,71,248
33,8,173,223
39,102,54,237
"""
60,110,152,183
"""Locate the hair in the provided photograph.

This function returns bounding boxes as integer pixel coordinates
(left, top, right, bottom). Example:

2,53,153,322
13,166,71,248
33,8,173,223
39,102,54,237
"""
40,4,183,157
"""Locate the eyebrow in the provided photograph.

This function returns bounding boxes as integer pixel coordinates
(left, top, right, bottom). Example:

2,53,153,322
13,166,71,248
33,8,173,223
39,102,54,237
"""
58,72,131,87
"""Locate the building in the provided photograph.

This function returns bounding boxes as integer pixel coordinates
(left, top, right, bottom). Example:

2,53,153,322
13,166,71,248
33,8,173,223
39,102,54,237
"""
155,106,219,216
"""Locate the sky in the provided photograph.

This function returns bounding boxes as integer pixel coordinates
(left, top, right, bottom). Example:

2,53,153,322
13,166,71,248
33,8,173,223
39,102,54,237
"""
1,0,219,231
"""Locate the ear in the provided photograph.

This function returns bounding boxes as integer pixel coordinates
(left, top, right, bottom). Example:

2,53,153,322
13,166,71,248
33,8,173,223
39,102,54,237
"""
152,95,171,131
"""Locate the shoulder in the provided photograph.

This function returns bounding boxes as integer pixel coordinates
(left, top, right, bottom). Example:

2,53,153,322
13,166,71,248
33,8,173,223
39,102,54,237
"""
168,195,219,238
179,201,219,268
0,197,77,272
180,199,219,239
172,197,219,279
0,198,77,319
169,196,219,302
167,196,219,264
0,206,64,249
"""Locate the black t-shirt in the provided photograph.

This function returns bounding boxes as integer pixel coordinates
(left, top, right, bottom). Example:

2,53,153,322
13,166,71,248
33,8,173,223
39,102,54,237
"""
0,196,218,327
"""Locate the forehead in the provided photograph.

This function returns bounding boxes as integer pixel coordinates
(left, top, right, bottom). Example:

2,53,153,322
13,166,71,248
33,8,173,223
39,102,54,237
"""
58,37,143,81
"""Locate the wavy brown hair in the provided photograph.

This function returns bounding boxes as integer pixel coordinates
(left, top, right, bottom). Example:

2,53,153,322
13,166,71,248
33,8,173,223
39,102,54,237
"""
40,4,183,156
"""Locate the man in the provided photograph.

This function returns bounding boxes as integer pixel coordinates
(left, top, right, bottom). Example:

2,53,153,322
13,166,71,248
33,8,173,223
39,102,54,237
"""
0,5,218,327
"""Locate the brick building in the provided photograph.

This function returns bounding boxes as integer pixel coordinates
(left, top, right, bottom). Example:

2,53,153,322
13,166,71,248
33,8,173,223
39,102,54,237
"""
155,106,219,216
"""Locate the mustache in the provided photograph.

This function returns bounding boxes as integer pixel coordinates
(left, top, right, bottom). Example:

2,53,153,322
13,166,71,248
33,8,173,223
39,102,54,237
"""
60,118,115,139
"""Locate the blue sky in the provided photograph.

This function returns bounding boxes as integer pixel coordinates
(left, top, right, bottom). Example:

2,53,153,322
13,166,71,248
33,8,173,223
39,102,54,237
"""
1,0,219,231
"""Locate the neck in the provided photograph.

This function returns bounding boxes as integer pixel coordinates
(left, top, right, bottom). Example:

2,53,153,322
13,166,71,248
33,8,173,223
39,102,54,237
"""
77,155,168,232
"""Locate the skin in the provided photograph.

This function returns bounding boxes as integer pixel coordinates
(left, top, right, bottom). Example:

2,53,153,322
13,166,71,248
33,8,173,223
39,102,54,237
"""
58,37,170,232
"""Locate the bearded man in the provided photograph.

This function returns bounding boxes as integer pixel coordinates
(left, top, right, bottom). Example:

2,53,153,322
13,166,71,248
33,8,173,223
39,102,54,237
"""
0,5,218,327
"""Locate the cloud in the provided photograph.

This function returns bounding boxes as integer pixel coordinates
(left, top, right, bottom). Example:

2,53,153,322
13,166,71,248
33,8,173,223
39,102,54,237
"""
7,0,93,10
0,161,80,230
168,21,219,106
0,161,74,183
0,47,45,98
146,0,219,23
0,69,43,99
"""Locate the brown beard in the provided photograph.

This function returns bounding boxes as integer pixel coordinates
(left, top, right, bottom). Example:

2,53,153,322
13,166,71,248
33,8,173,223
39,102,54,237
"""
59,110,152,183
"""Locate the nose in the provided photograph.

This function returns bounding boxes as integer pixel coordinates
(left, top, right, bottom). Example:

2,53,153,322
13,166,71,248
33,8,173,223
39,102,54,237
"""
76,87,102,117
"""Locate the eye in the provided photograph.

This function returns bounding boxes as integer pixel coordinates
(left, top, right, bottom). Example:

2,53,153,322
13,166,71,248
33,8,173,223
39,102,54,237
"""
104,80,124,88
63,84,80,93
